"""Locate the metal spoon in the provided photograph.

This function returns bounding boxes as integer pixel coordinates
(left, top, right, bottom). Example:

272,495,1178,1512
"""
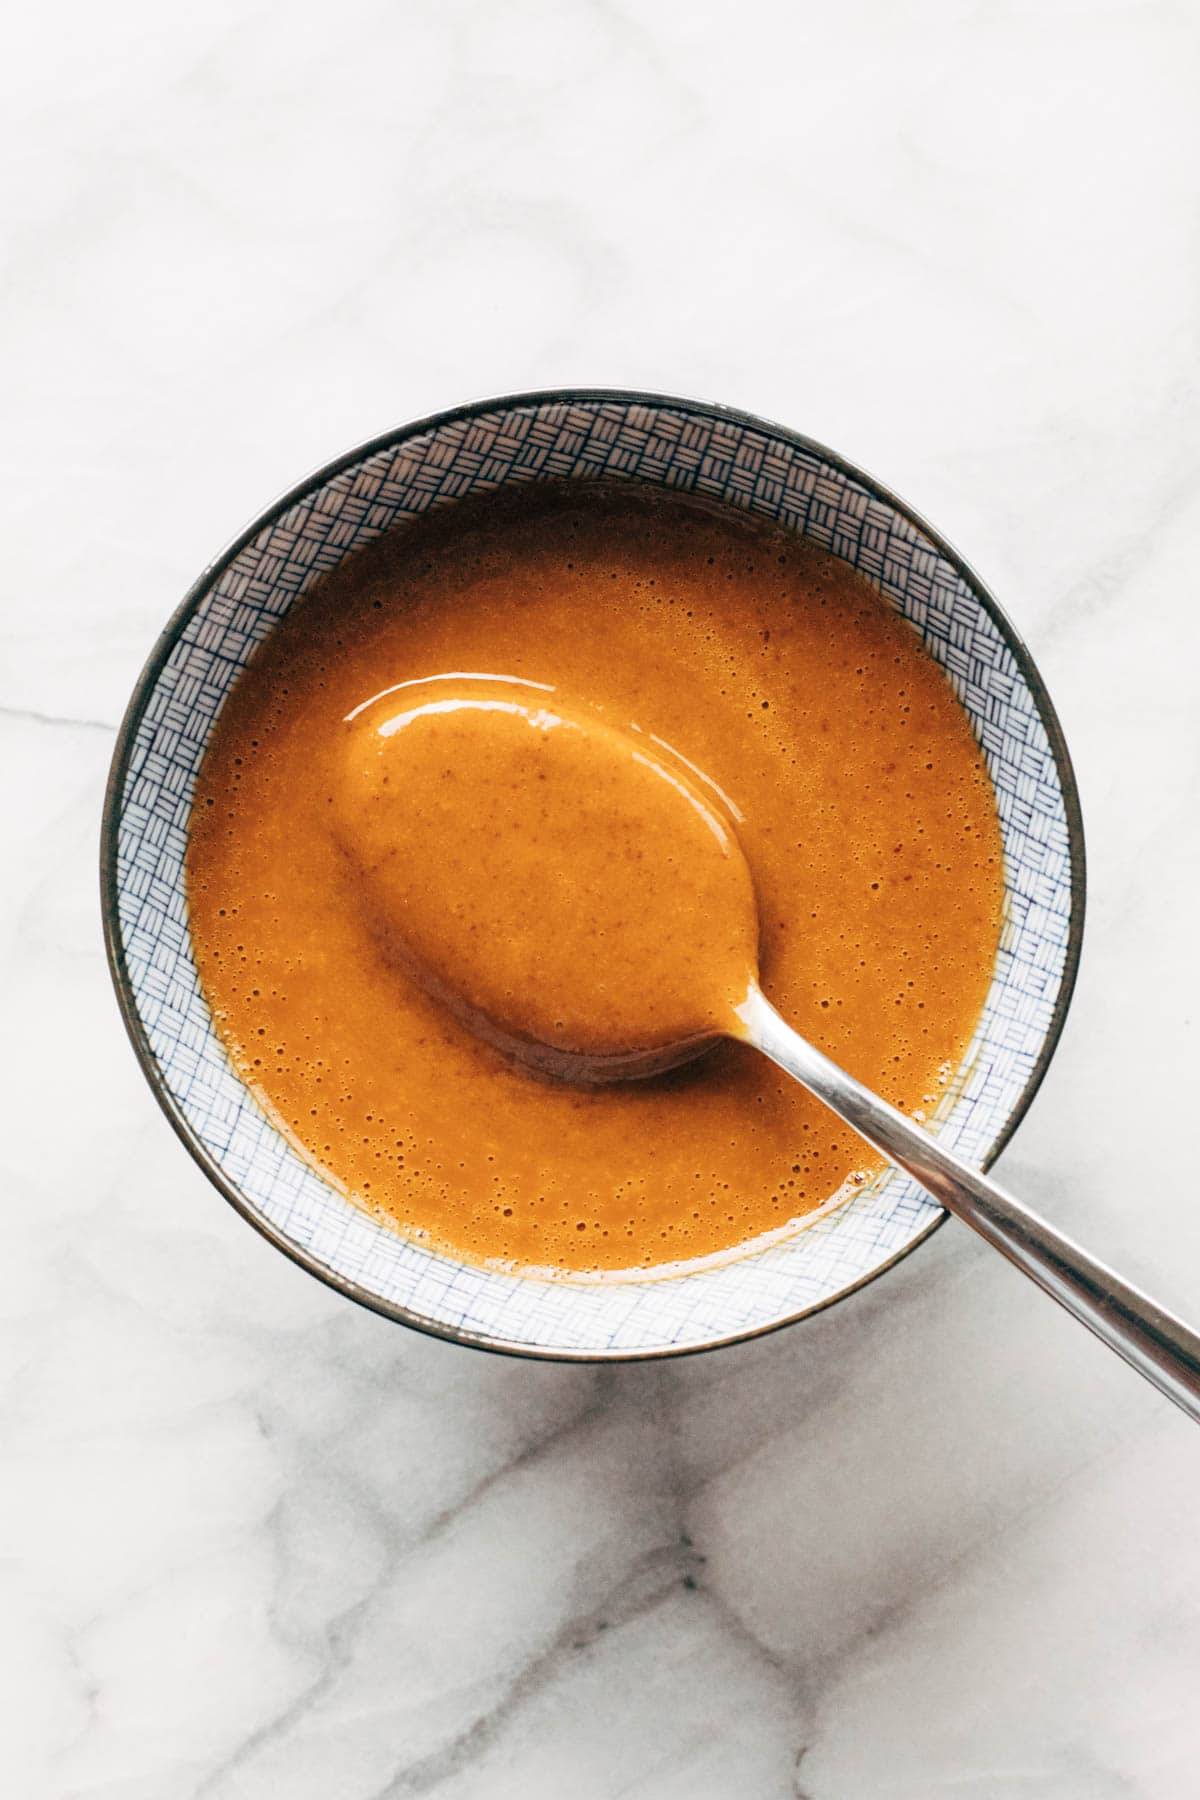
733,982,1200,1425
348,676,1200,1420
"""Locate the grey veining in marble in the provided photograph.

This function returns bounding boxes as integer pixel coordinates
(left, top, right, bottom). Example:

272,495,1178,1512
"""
4,1,1200,1795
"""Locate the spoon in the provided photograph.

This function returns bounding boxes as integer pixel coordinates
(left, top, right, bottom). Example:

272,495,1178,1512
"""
340,675,1200,1422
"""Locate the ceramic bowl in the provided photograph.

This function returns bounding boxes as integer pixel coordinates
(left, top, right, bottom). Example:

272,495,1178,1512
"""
102,390,1084,1358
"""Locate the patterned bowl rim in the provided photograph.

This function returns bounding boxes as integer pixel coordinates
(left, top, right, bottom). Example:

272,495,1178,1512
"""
100,388,1087,1361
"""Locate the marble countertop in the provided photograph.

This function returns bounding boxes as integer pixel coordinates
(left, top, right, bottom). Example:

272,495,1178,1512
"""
5,2,1200,1794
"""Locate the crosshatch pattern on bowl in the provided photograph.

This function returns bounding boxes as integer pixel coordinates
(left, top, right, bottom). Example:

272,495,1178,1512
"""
112,397,1078,1355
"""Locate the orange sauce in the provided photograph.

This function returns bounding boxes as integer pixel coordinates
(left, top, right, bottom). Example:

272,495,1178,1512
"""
186,483,1004,1276
334,676,759,1073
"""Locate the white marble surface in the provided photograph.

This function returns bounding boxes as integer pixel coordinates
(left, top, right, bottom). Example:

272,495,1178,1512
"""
4,1,1200,1793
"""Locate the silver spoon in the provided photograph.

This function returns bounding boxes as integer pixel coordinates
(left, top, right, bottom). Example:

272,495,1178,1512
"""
732,982,1200,1425
347,677,1200,1422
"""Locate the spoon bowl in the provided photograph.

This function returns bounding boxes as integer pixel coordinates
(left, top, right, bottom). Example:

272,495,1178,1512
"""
335,674,759,1078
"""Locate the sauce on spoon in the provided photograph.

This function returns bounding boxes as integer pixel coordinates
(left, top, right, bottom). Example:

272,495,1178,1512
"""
335,676,759,1076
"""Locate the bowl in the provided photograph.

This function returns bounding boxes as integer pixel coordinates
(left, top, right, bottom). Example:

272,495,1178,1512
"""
102,390,1084,1359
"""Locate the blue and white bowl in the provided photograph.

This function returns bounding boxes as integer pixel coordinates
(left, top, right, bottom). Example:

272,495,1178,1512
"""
102,391,1084,1359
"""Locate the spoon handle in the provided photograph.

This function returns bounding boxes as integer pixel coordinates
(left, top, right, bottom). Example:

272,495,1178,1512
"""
738,986,1200,1425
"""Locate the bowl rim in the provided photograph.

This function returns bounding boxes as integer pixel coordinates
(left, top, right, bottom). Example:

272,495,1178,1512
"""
100,386,1087,1362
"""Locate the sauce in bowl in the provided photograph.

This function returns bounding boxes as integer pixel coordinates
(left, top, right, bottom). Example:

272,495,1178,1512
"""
186,483,1003,1276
